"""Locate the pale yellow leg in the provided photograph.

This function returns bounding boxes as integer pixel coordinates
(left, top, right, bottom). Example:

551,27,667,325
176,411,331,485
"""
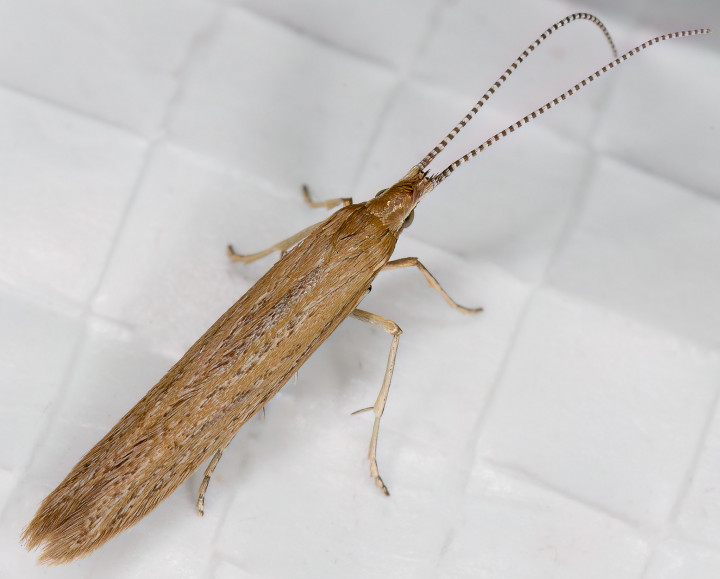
196,444,229,516
382,257,483,314
196,401,276,514
302,184,352,210
349,308,402,496
227,222,320,264
227,186,351,264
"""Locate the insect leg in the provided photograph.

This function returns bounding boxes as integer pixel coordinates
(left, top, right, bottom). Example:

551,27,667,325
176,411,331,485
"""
349,308,402,496
227,221,321,264
196,443,229,516
381,257,483,314
301,184,352,210
227,185,351,264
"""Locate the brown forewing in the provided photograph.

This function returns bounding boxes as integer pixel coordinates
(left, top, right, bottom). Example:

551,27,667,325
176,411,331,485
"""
23,201,398,564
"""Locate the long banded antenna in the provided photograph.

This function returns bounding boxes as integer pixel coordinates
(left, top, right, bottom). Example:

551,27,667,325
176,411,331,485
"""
430,27,711,185
419,12,618,169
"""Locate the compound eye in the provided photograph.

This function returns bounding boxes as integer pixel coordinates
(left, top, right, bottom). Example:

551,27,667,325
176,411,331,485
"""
402,209,415,229
374,188,387,198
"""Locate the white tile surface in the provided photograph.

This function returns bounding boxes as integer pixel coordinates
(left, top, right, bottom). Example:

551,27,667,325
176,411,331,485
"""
595,39,720,199
213,559,265,579
476,288,720,527
436,463,649,578
0,293,84,472
0,88,147,303
1,0,719,577
676,399,720,547
233,0,439,68
0,0,217,135
645,537,720,579
168,7,398,194
549,157,720,349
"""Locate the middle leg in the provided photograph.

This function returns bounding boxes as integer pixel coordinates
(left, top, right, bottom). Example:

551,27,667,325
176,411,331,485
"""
381,257,482,314
349,308,402,496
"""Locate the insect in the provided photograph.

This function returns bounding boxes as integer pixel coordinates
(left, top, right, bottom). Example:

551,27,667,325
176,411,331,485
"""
22,13,710,565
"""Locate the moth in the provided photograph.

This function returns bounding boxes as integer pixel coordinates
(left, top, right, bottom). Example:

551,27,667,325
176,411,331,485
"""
23,13,710,565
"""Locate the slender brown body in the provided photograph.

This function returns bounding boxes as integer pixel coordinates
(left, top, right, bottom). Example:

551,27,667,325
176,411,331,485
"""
22,175,423,564
23,13,709,566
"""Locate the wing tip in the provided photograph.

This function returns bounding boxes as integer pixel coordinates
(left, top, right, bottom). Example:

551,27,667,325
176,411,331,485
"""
22,499,106,566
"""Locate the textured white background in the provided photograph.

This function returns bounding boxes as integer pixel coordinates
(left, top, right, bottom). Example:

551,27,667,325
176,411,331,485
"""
0,0,719,577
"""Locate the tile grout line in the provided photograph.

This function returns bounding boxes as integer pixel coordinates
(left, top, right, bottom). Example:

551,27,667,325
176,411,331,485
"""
539,18,720,572
83,5,224,314
429,24,648,566
586,9,718,206
2,311,87,521
483,456,656,531
347,70,404,194
429,21,720,564
12,0,227,530
638,372,720,578
345,0,446,193
601,148,720,206
412,0,555,573
428,274,542,573
231,2,393,71
0,79,149,140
